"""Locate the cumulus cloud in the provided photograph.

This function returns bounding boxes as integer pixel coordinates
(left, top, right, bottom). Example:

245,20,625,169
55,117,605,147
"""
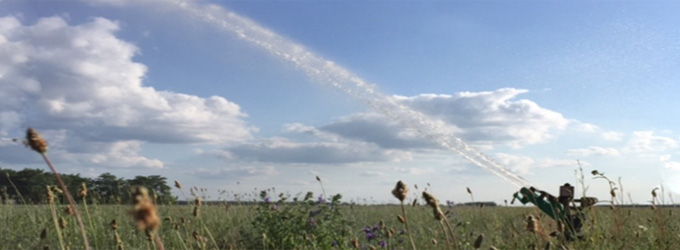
625,131,677,153
0,16,254,168
320,114,438,150
566,146,620,157
321,88,570,150
394,88,569,147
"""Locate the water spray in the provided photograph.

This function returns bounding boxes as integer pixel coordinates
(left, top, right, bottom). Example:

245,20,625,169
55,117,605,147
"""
168,0,531,188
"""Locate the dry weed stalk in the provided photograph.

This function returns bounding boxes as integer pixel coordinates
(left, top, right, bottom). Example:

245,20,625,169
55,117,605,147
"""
26,128,90,249
392,180,417,250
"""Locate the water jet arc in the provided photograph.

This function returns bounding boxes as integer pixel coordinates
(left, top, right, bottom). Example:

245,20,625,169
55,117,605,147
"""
171,0,531,188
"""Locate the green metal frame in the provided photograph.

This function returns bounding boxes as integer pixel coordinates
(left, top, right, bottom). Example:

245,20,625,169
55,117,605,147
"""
513,187,567,221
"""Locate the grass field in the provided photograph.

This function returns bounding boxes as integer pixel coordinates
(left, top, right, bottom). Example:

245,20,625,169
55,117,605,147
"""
2,193,679,250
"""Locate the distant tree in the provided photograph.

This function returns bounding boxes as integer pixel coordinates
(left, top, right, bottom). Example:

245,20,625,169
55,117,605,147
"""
1,167,175,204
91,173,128,204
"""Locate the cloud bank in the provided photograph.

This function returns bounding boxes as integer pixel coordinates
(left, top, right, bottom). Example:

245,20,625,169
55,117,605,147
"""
0,16,254,168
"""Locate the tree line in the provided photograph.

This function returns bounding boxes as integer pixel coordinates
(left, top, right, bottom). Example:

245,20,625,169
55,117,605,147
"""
0,167,175,204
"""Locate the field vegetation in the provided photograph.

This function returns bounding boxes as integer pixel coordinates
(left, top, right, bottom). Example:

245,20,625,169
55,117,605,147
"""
1,129,679,250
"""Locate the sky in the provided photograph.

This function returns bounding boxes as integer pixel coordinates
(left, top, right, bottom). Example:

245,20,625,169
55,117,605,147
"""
1,0,679,205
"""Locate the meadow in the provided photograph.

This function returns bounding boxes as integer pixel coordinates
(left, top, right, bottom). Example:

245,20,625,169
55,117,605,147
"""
1,185,679,250
2,129,679,250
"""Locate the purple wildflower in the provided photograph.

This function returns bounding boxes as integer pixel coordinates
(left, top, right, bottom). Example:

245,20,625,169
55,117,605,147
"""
365,232,375,241
379,240,386,248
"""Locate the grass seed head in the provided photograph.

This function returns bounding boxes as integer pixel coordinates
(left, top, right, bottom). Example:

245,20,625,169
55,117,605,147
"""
397,215,405,224
174,180,182,189
422,191,438,208
130,186,160,231
526,215,537,233
352,238,359,249
111,219,118,230
391,181,408,202
79,183,88,198
64,206,73,215
58,217,67,229
193,206,200,218
25,128,48,153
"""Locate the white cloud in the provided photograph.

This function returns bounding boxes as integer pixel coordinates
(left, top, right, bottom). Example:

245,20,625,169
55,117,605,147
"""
625,131,677,153
535,158,579,169
566,146,620,157
602,131,624,141
320,88,573,151
393,88,570,147
0,16,255,167
493,153,535,175
0,16,254,143
360,171,386,177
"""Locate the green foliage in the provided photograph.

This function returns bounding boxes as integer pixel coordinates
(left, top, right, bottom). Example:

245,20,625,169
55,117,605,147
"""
251,191,352,249
0,168,175,204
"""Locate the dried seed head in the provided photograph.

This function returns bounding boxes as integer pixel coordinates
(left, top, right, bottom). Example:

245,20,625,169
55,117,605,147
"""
391,181,408,202
130,187,160,231
111,219,118,230
193,206,200,218
411,199,418,207
397,215,405,224
474,234,484,249
422,191,438,208
316,176,321,182
652,188,659,198
46,186,54,203
610,188,616,198
526,215,537,233
431,238,438,245
174,180,182,189
591,170,599,175
79,183,88,198
195,197,202,207
352,238,359,249
26,128,48,153
64,206,73,215
467,187,472,194
58,217,67,229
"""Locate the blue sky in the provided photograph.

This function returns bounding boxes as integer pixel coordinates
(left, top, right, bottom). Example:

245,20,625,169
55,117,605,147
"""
1,0,679,204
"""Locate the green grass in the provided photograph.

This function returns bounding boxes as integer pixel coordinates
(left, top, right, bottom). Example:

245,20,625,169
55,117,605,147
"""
1,198,679,250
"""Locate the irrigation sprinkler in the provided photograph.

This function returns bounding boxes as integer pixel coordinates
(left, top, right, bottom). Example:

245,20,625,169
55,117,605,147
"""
513,183,598,241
